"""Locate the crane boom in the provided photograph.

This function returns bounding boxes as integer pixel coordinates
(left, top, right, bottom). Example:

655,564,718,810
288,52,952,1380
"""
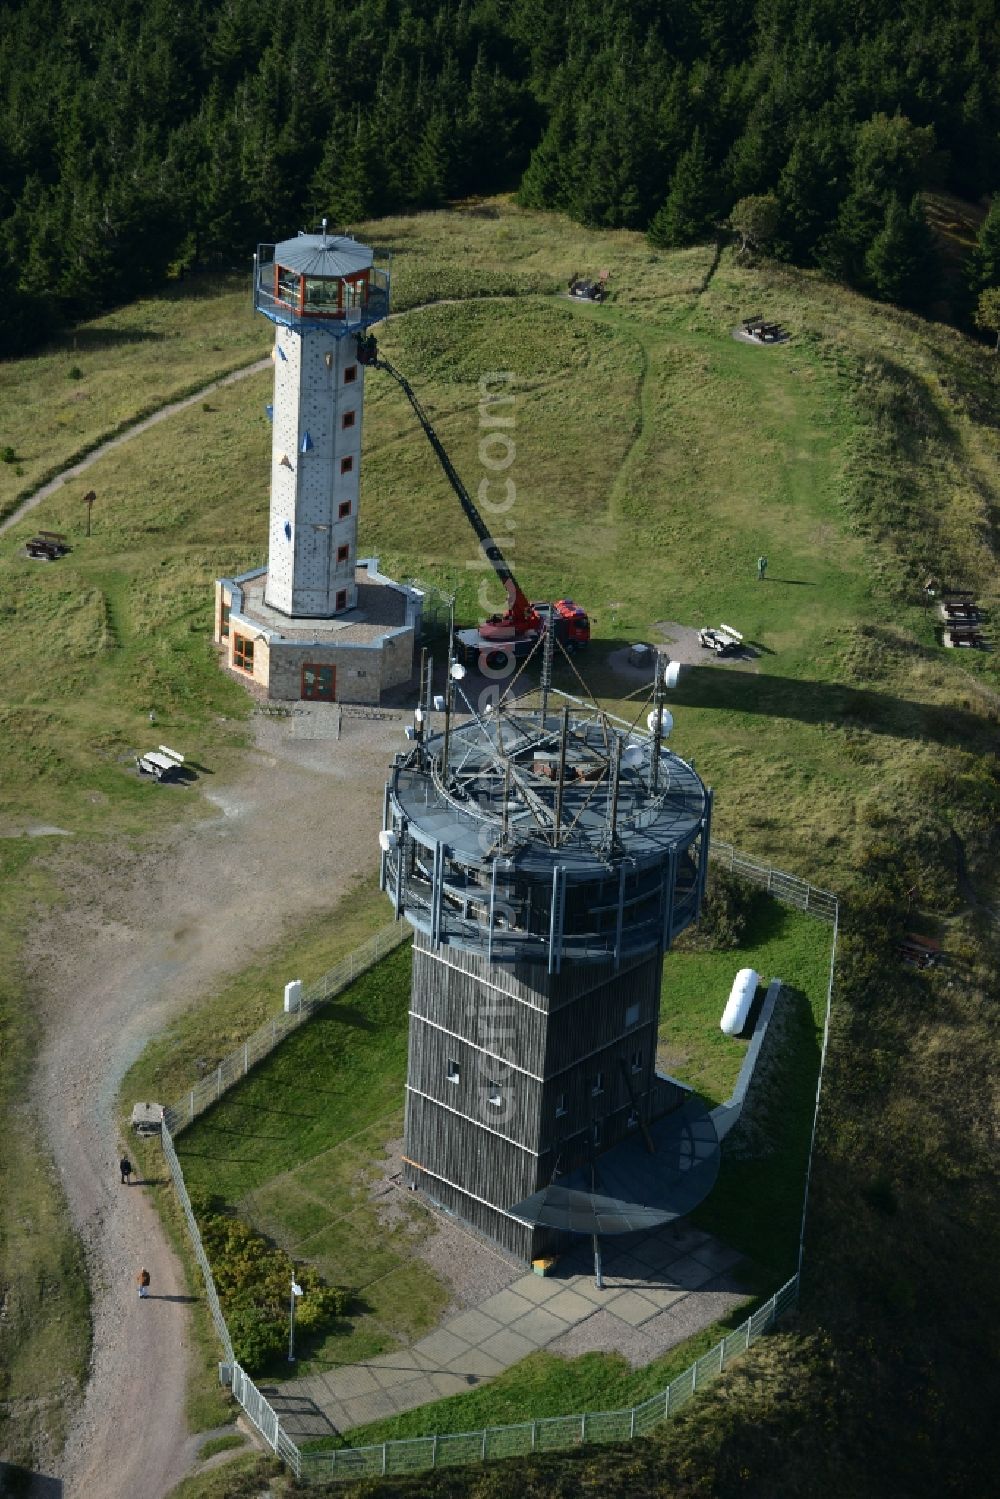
356,334,535,631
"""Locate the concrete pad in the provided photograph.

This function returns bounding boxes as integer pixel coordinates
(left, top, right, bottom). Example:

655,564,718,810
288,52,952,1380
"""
638,1284,687,1312
478,1287,537,1325
326,1364,380,1398
507,1272,566,1304
415,1328,472,1366
665,1225,710,1254
508,1305,575,1346
666,1254,718,1290
444,1308,505,1345
345,1387,407,1425
479,1327,539,1366
429,1371,479,1399
371,1363,431,1392
606,1289,660,1327
605,1254,647,1283
448,1346,507,1380
544,1287,602,1324
690,1241,746,1274
630,1236,684,1271
562,1275,617,1306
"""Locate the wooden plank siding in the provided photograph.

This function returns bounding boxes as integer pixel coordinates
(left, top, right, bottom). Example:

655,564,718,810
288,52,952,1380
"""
404,934,670,1260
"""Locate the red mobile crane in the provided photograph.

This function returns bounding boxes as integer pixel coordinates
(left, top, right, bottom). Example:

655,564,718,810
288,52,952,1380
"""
356,333,590,670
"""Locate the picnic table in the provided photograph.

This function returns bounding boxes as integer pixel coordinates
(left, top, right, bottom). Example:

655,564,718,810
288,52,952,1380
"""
26,531,70,560
698,624,744,656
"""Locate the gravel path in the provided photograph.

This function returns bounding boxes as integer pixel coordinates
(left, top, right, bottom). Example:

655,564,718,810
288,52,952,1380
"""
28,708,403,1498
0,358,270,539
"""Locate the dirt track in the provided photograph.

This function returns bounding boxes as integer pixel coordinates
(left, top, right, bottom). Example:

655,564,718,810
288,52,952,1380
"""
29,709,403,1498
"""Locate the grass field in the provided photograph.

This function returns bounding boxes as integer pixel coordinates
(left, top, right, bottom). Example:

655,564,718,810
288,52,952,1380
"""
2,195,999,1489
169,883,829,1391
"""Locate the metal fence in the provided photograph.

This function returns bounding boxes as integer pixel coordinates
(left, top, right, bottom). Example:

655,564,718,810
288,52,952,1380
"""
161,1118,234,1367
161,840,836,1484
162,921,411,1134
293,1276,800,1483
708,840,838,924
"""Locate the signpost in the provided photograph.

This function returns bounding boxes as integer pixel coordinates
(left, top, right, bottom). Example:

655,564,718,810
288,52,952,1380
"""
82,490,96,537
288,1274,303,1362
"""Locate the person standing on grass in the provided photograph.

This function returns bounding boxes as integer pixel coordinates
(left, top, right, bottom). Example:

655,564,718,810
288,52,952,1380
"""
119,1154,133,1185
757,555,768,581
137,1267,150,1299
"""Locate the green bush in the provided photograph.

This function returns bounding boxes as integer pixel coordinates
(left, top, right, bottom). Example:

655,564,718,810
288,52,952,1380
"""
192,1194,349,1374
1,445,16,464
676,868,754,952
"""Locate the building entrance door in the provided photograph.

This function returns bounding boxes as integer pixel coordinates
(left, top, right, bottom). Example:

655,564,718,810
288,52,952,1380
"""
302,663,336,701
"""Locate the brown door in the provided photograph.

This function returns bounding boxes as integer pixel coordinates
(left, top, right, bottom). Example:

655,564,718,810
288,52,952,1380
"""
302,663,336,701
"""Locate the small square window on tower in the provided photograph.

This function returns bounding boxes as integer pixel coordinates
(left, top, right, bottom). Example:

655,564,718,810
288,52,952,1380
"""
337,544,350,564
340,456,354,475
344,364,357,384
338,500,351,520
342,410,356,430
335,589,348,611
447,1058,460,1085
487,1080,502,1109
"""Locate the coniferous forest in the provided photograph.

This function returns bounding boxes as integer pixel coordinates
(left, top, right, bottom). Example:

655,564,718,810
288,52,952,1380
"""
1,0,999,354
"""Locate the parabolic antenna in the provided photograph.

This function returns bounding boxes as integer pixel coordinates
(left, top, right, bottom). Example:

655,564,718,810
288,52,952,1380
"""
646,708,674,739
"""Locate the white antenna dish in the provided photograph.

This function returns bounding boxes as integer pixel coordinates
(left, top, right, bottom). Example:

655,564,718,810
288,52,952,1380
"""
433,694,446,711
378,829,398,852
404,725,416,740
646,708,674,739
621,743,643,770
414,707,425,724
663,659,682,689
450,662,467,681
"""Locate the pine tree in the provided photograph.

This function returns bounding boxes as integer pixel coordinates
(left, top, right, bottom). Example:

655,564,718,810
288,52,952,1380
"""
968,196,1000,299
647,130,718,249
865,194,939,308
973,287,1000,350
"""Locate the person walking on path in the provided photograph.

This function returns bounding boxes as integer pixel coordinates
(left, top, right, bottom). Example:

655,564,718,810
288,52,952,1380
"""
137,1267,151,1300
757,554,768,581
119,1155,133,1185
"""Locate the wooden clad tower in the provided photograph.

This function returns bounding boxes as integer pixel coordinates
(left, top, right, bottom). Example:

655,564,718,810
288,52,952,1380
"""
381,681,712,1260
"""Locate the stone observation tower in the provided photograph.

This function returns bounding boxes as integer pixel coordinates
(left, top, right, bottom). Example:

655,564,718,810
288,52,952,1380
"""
380,658,720,1264
214,227,421,702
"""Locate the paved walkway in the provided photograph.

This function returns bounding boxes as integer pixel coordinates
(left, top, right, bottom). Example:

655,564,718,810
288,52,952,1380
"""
270,1222,747,1440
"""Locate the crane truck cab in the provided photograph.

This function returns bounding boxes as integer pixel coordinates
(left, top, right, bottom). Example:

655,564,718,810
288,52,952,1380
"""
455,600,590,673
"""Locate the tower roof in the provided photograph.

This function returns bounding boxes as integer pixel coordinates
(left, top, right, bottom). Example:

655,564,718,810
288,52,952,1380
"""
272,232,374,278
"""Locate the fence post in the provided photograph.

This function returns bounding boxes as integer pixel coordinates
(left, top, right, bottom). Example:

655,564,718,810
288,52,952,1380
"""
630,1407,636,1439
189,1088,194,1124
432,1434,439,1465
531,1422,537,1451
244,1042,249,1076
581,1412,587,1444
216,1064,222,1100
481,1429,488,1460
664,1383,671,1418
692,1359,698,1392
382,1443,387,1475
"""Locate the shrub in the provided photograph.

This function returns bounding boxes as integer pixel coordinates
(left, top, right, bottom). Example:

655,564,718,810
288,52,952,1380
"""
1,445,16,464
677,868,754,951
192,1193,349,1374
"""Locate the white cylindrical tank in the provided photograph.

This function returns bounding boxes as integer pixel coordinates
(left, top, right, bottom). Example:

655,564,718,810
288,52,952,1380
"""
721,968,760,1036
